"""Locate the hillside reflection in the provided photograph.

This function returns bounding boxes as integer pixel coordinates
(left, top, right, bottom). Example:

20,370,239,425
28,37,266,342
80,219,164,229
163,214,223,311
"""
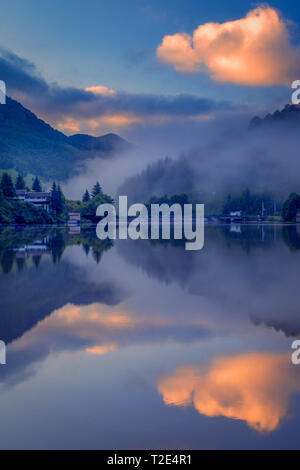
1,224,300,447
117,225,300,337
0,226,112,274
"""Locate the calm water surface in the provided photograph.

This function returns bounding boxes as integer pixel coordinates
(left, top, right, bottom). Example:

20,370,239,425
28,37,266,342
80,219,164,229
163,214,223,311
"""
0,224,300,449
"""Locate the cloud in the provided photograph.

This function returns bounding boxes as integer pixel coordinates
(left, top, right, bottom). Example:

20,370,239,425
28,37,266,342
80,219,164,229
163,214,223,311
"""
0,48,233,134
85,85,116,96
86,344,117,355
0,301,212,386
158,353,300,432
157,6,300,86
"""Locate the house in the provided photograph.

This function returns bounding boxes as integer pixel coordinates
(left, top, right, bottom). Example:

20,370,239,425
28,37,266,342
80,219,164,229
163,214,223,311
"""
14,190,51,211
68,212,81,225
296,211,300,223
230,211,242,217
15,190,27,199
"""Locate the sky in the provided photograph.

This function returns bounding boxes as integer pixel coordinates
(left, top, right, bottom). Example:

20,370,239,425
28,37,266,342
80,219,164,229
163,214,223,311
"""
0,0,300,135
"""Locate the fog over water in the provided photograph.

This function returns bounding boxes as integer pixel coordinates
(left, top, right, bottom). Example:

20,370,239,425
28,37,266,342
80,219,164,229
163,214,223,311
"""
64,104,300,207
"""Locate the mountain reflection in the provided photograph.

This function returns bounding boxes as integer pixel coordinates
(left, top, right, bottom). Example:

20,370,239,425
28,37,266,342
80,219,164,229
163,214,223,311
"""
1,224,300,447
0,226,121,345
117,225,300,338
1,224,300,404
158,353,300,433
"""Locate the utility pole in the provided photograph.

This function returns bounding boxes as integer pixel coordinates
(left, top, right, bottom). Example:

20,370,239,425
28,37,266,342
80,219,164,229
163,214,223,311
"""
261,201,265,218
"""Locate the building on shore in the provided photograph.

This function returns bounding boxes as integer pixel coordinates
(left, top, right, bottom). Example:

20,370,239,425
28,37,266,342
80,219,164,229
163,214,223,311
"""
68,212,81,234
14,190,52,212
68,212,81,225
296,211,300,223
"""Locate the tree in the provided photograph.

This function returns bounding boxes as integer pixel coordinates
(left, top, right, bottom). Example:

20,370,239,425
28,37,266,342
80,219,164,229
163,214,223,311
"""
282,193,300,222
32,176,42,192
92,181,102,197
82,189,90,202
50,182,58,212
81,193,114,220
56,185,66,215
50,182,64,214
1,173,16,198
222,190,273,216
15,174,26,190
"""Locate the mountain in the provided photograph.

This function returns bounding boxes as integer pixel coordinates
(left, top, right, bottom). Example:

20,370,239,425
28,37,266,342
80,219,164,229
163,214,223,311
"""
249,104,300,130
0,97,130,181
68,133,128,153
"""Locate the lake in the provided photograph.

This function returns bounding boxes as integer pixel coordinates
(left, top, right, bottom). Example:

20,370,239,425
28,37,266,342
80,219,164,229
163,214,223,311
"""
0,224,299,449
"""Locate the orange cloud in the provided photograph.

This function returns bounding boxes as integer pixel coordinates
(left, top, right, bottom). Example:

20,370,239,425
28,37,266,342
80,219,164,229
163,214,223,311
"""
57,117,81,133
11,302,212,361
86,343,117,355
157,6,300,85
85,85,116,96
158,353,300,432
98,113,142,127
56,113,142,135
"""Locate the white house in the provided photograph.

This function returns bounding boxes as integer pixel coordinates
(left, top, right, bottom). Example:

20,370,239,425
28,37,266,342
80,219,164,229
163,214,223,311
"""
15,190,51,212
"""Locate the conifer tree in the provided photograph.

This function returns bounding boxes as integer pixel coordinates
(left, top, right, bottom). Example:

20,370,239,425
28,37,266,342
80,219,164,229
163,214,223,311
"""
32,176,42,192
15,174,26,190
50,182,58,212
92,181,102,197
1,173,16,198
82,189,90,202
56,185,65,215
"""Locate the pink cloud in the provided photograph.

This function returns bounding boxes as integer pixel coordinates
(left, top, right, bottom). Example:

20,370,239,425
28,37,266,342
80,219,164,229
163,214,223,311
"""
158,353,300,432
157,6,300,85
85,85,116,96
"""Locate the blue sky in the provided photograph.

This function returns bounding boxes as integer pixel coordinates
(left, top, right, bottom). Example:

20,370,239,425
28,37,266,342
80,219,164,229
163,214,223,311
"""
0,1,299,134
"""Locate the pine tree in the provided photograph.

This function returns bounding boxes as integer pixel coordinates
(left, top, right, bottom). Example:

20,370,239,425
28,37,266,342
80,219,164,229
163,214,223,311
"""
82,189,90,202
92,181,102,197
1,173,16,198
32,176,42,192
15,174,26,190
50,182,58,212
56,185,65,215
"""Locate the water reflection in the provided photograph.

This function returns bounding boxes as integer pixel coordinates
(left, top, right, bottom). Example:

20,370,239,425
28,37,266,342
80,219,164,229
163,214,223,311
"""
116,225,300,338
0,302,213,387
0,224,300,448
0,226,123,345
0,225,113,273
158,353,300,433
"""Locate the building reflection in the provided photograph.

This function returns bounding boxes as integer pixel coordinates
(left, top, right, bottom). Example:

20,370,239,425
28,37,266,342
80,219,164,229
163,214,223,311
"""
0,226,112,273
